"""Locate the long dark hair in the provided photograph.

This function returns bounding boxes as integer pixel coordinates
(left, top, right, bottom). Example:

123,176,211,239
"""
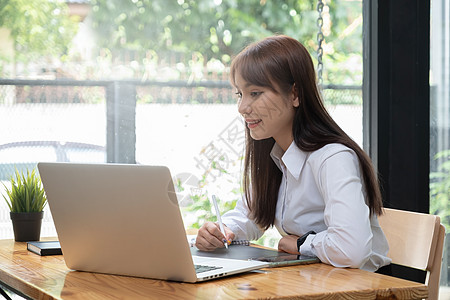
230,35,383,230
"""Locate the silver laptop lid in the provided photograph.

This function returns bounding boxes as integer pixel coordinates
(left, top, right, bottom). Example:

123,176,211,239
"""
38,162,198,282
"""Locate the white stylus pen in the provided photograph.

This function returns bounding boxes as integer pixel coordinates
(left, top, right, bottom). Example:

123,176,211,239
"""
211,194,228,249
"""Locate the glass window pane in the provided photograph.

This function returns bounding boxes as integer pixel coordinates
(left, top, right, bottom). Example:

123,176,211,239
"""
430,0,450,294
0,1,363,247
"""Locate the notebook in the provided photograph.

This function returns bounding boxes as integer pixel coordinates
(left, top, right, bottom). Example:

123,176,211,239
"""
37,162,269,283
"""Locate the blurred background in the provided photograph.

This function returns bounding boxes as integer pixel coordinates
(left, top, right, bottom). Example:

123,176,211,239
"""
0,0,448,292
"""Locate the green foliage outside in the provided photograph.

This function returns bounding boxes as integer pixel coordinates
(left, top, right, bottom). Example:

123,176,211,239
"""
2,168,47,213
90,0,315,59
0,0,78,64
0,0,364,85
176,154,239,229
89,0,363,85
430,150,450,231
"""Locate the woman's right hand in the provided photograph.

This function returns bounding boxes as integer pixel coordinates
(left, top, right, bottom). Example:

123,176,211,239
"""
195,221,235,251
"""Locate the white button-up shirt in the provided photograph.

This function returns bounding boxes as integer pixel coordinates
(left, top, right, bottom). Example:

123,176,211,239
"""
222,142,391,271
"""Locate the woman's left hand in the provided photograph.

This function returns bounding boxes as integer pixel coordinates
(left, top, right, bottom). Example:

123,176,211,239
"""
278,234,301,254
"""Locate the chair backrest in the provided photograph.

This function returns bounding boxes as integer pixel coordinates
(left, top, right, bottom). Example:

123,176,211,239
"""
378,208,446,300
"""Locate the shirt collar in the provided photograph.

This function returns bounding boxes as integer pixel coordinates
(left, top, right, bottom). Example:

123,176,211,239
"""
270,141,308,180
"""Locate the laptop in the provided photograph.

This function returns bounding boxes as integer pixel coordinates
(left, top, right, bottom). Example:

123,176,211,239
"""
37,162,269,283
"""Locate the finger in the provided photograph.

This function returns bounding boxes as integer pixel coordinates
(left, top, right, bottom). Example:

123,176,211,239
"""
206,222,225,237
196,222,227,250
195,234,219,251
205,222,228,244
223,226,235,243
196,233,225,250
205,229,228,248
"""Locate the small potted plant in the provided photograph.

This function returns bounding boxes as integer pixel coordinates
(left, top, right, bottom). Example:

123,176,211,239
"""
2,168,47,242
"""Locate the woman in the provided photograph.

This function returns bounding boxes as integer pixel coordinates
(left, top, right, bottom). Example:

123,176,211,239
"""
195,35,391,271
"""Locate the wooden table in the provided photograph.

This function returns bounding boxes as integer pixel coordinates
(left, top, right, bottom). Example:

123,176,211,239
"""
0,239,428,299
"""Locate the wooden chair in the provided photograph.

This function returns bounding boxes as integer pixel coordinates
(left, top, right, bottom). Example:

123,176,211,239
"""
378,208,446,300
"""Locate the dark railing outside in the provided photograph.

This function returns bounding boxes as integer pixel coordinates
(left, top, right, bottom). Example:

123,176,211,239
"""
0,79,362,176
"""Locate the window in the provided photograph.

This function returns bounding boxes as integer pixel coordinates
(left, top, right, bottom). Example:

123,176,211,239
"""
430,0,450,292
0,1,363,246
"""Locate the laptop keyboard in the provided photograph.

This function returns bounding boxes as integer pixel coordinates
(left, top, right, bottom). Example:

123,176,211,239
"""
194,264,223,274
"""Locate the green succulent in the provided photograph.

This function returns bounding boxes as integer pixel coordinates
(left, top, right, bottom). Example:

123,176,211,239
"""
2,168,47,213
